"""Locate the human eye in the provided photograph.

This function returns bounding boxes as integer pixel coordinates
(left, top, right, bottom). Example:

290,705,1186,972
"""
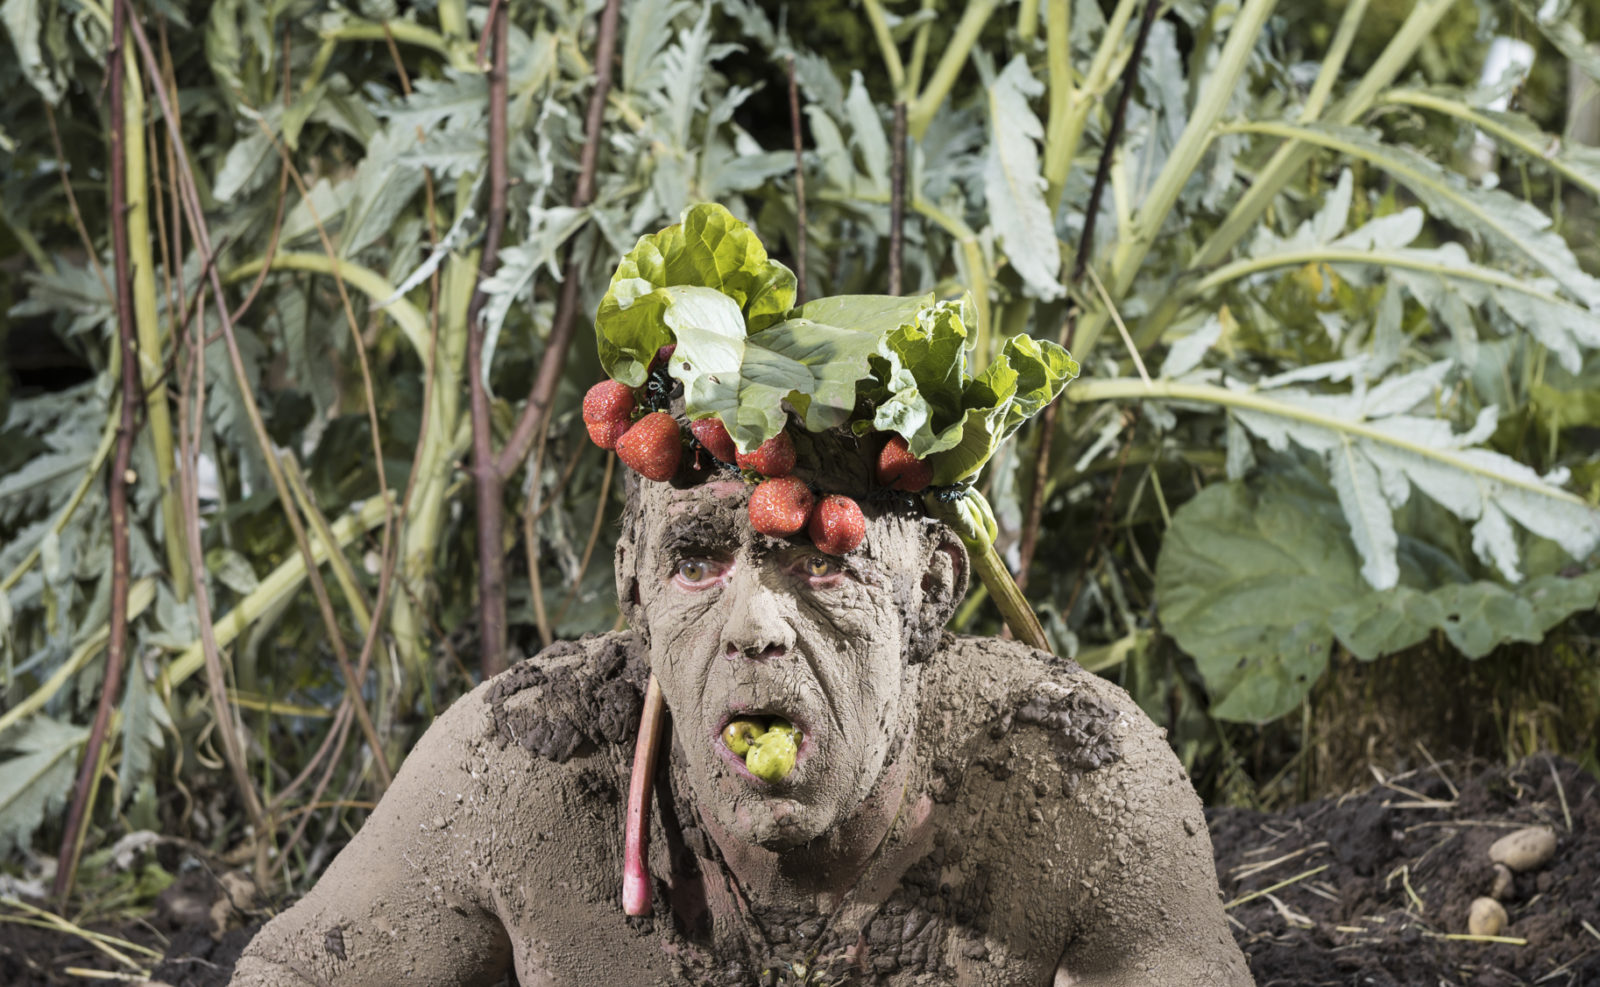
799,555,847,587
672,557,729,589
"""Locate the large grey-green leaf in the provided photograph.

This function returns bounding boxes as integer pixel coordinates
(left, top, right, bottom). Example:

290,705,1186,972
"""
982,57,1063,301
1232,121,1600,308
1156,472,1356,723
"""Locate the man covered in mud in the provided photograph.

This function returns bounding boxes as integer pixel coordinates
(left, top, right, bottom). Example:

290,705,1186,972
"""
231,207,1251,986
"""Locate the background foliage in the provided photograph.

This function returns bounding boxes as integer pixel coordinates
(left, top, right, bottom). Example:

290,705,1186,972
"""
3,0,1599,906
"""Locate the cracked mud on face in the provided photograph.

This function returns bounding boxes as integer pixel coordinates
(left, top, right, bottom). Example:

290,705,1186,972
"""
618,478,956,852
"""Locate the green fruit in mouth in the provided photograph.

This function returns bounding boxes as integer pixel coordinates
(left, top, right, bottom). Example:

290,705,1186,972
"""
745,728,799,783
722,719,762,757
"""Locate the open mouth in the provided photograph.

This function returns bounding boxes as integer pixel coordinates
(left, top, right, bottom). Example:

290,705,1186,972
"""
716,712,808,785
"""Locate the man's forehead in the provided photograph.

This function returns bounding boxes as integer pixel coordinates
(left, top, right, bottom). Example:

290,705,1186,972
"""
663,480,748,516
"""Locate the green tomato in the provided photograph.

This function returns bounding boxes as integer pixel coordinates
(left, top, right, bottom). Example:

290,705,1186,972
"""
722,718,763,757
744,730,798,782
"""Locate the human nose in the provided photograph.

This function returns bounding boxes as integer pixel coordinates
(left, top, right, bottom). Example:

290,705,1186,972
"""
719,568,796,662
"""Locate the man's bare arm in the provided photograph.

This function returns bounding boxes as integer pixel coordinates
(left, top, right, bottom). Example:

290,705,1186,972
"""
1050,679,1252,986
230,682,513,987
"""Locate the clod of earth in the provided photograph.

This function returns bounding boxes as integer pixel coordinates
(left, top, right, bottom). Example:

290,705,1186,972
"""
1488,825,1557,872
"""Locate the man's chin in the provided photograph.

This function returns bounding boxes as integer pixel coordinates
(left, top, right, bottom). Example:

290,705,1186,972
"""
725,795,835,851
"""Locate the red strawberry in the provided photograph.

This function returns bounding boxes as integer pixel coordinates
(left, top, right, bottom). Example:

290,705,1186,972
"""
615,412,682,481
747,477,814,537
583,380,635,425
586,418,631,450
876,435,932,492
690,417,738,463
735,431,796,477
808,495,865,555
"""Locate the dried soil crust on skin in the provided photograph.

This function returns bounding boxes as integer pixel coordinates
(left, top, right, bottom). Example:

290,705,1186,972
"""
1210,756,1600,987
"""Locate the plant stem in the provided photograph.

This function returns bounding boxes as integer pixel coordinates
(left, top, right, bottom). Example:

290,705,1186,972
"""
907,0,998,140
55,0,139,898
1018,0,1161,591
1017,0,1040,42
970,544,1049,652
467,1,510,678
1041,0,1073,210
623,675,667,916
889,101,907,295
788,55,807,303
122,57,187,600
1074,0,1279,360
861,0,906,95
123,4,392,790
496,0,622,476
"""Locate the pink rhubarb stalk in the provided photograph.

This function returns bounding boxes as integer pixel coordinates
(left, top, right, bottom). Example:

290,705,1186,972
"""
623,675,668,915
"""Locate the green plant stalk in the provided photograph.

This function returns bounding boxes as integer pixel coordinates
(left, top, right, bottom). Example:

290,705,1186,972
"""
861,0,907,96
226,253,430,361
1130,0,1453,351
123,57,189,599
1048,0,1142,215
1190,245,1590,303
319,20,475,71
1041,0,1073,211
1017,0,1040,42
437,0,468,41
907,0,999,140
158,496,392,694
281,454,372,636
1384,89,1600,198
906,0,935,96
1068,377,1592,506
1181,0,1455,276
0,580,156,738
1074,0,1278,360
1301,0,1371,121
970,545,1049,652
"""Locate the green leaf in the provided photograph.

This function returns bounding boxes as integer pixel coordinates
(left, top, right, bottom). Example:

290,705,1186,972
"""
927,331,1076,485
1156,471,1358,723
0,715,86,857
596,203,796,388
2,0,65,103
663,288,882,450
983,57,1063,301
1327,585,1444,660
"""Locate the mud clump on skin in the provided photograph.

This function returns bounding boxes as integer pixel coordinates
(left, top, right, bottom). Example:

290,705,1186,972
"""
1211,756,1600,986
485,633,647,762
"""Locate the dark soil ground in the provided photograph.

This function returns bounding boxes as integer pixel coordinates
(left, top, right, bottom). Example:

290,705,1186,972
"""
3,756,1594,986
1212,756,1600,987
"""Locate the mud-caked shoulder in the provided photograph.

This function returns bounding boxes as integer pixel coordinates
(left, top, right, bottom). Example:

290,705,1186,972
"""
922,634,1130,797
482,631,648,762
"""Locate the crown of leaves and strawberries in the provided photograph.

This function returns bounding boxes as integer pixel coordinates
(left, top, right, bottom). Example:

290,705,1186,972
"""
583,203,1078,554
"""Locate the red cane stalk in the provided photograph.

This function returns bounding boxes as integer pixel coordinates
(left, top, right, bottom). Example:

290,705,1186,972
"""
623,676,668,915
53,0,138,899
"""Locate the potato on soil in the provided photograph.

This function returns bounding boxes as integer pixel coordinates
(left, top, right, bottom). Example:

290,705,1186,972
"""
1467,896,1507,936
1489,826,1557,872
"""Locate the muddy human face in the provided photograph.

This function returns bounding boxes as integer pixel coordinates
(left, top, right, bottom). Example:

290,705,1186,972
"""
618,479,964,851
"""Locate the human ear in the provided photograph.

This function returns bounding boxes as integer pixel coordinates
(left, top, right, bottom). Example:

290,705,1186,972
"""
906,528,968,662
920,530,969,631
